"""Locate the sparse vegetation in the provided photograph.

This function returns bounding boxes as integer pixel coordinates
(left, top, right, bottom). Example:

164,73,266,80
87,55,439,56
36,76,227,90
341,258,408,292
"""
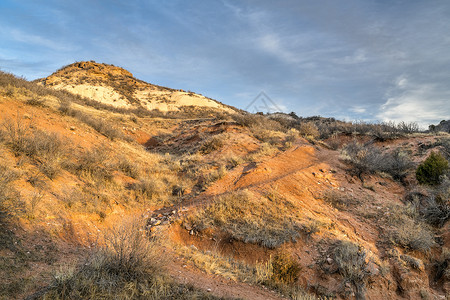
128,178,163,203
71,144,115,182
177,245,316,300
385,205,435,252
199,135,225,154
40,220,230,299
341,140,412,182
0,64,447,299
0,163,20,241
1,117,66,179
330,241,370,300
186,190,300,248
323,190,360,210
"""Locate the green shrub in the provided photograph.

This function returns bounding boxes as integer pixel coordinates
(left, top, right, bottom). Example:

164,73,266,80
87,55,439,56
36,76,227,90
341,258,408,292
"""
416,152,449,185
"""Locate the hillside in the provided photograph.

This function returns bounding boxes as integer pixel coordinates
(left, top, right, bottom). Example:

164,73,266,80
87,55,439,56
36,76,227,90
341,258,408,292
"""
36,61,235,114
0,67,450,300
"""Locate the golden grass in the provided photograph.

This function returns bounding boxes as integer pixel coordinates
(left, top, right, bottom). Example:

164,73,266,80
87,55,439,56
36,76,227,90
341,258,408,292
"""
185,189,301,249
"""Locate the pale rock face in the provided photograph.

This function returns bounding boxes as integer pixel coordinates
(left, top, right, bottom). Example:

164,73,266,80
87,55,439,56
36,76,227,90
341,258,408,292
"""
53,83,129,108
37,61,235,113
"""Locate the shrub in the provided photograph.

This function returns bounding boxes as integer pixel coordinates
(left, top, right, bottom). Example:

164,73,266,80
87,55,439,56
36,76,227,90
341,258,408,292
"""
0,164,19,226
1,118,66,179
128,178,163,202
390,218,435,252
75,111,126,140
400,254,423,270
41,219,226,299
341,141,383,179
72,145,114,181
332,241,369,300
199,136,225,154
116,155,140,178
271,251,301,284
297,122,319,139
380,149,413,182
421,181,450,227
323,190,360,210
416,152,449,185
342,141,413,182
433,247,450,283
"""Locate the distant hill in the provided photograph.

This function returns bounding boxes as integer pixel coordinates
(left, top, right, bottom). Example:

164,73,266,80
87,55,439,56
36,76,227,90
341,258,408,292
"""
36,61,235,114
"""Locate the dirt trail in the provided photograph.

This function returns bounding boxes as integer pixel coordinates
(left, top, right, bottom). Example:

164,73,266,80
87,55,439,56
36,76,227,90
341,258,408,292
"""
168,259,286,300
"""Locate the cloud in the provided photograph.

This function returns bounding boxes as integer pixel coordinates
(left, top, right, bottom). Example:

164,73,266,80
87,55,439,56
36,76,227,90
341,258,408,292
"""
2,27,74,52
377,77,450,128
350,106,366,114
1,1,449,126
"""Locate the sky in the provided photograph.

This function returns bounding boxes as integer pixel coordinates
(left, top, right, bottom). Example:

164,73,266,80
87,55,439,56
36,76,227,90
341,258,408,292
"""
0,1,449,128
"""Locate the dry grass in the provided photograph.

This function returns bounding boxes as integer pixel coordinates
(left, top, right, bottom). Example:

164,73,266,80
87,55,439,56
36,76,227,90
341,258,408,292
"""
0,162,21,244
177,245,271,283
177,245,316,300
384,204,435,252
185,190,300,248
199,135,225,154
321,241,371,300
323,190,361,210
58,101,132,141
0,117,66,179
40,219,230,299
70,144,115,182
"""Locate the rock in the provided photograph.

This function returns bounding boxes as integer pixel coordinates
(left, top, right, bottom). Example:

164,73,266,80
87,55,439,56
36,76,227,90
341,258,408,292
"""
154,220,161,226
190,245,198,251
189,229,195,235
326,257,334,265
70,126,76,131
367,262,380,276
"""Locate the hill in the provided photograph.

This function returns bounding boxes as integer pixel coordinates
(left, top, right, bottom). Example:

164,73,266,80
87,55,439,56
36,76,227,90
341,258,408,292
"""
0,66,450,300
36,61,236,114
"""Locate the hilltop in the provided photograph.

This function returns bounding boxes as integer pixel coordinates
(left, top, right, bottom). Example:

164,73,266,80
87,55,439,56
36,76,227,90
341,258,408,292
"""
36,61,235,114
0,65,449,300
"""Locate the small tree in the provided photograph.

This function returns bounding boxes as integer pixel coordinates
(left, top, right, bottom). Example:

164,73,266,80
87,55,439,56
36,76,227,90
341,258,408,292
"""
416,152,449,185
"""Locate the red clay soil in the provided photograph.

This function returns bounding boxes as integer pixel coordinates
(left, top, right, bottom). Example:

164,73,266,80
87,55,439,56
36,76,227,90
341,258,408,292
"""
171,136,447,299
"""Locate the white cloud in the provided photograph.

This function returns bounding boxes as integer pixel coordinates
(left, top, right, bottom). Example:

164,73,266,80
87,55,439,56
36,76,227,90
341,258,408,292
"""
350,106,366,113
377,80,450,128
256,33,301,65
3,27,74,52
